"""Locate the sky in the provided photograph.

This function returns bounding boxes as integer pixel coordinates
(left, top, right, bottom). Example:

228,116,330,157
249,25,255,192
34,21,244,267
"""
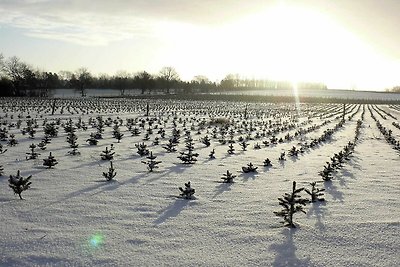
1,0,400,91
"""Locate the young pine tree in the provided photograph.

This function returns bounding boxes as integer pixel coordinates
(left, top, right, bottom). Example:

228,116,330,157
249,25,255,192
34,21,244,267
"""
0,143,7,154
103,161,117,181
43,152,58,169
142,151,162,172
242,162,258,173
100,146,115,160
177,138,199,164
179,181,195,199
221,170,236,183
26,143,40,160
9,170,32,200
273,181,309,228
304,182,325,202
135,142,149,156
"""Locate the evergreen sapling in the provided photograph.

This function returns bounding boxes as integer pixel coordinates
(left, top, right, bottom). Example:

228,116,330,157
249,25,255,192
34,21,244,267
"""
142,151,162,172
179,181,195,199
101,146,115,160
0,143,7,154
103,161,117,181
8,134,18,146
43,152,58,169
263,158,272,167
209,148,216,159
9,170,32,200
242,162,258,173
305,182,325,202
178,138,199,164
26,143,40,160
221,170,236,183
136,142,149,156
273,181,308,228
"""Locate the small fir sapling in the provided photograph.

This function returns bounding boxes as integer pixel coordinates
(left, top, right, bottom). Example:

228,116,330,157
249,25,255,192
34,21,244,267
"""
273,181,308,228
209,148,216,159
270,136,278,144
26,143,40,160
9,170,32,200
42,134,52,144
178,138,199,164
0,143,7,154
278,152,286,161
288,146,299,157
135,142,149,156
153,137,160,145
8,134,18,146
221,170,236,183
0,165,4,176
305,182,325,202
27,127,36,139
0,127,8,141
100,146,115,160
319,162,334,181
239,141,249,151
253,143,261,149
103,161,117,181
179,181,195,199
143,133,150,141
162,139,177,152
142,151,162,172
242,162,258,173
37,141,47,150
113,130,124,143
263,158,272,167
200,135,211,147
131,127,141,136
227,143,235,154
86,134,99,145
43,152,58,169
66,132,80,155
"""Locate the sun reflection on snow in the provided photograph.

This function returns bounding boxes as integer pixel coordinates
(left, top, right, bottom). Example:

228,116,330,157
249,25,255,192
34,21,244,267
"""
292,81,301,117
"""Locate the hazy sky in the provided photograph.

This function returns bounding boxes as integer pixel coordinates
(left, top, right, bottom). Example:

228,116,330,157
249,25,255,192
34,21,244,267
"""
1,0,400,90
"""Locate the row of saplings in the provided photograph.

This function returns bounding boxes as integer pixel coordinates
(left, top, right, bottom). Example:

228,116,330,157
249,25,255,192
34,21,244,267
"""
4,119,363,228
175,179,324,228
5,165,323,228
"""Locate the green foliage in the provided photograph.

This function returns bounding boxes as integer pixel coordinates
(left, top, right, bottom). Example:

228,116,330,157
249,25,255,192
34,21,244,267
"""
9,170,32,200
43,152,58,169
103,161,117,181
274,181,308,228
179,181,195,199
221,170,236,183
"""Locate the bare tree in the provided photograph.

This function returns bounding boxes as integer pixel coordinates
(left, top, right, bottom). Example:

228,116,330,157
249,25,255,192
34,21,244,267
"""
74,67,92,97
115,70,130,96
0,56,36,96
135,71,154,94
158,66,180,94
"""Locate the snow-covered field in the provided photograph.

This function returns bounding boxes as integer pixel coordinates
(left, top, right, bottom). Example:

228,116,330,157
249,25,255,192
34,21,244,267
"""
0,98,399,267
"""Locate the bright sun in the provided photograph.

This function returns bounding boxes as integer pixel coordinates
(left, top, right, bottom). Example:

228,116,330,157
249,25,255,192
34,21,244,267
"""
224,5,369,85
161,3,398,90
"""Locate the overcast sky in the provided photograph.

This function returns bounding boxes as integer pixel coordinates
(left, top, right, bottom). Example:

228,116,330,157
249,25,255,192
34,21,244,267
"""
1,0,400,90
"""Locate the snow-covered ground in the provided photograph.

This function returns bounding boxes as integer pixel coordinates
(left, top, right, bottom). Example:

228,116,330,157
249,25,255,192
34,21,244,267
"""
0,98,399,266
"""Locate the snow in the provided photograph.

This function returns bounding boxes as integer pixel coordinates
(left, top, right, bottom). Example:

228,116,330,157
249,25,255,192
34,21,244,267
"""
0,98,399,266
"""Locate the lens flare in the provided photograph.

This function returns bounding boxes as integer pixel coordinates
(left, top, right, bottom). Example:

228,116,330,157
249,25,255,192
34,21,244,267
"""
89,233,104,248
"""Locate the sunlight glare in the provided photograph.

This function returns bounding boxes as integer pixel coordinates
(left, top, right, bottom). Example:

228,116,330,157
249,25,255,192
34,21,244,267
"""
156,3,400,90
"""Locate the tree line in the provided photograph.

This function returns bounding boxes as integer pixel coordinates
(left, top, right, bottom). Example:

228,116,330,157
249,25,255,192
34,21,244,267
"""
0,53,327,97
